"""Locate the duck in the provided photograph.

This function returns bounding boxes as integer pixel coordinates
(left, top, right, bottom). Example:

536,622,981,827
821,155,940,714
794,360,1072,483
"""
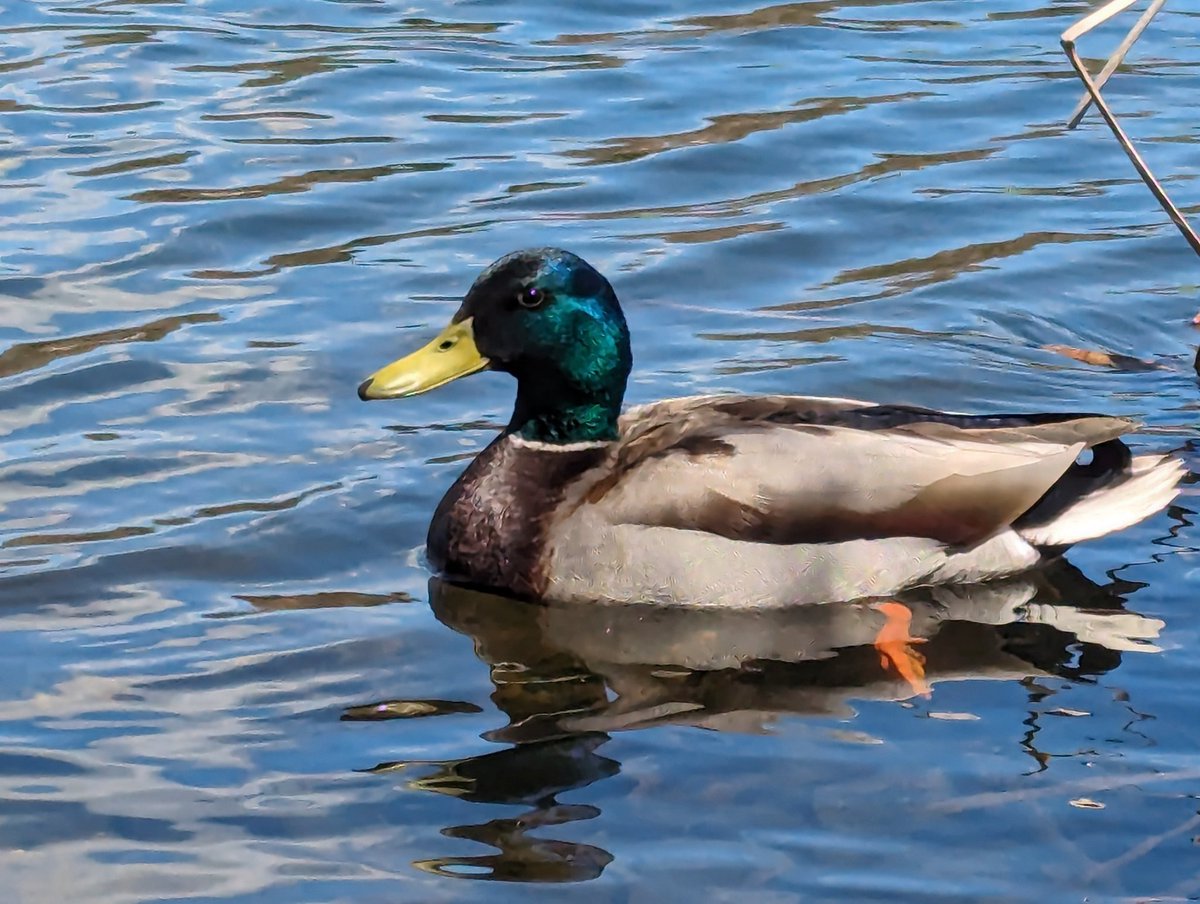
358,247,1184,609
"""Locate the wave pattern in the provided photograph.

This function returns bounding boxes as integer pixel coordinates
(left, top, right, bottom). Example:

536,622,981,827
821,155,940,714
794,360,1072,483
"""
1,0,1200,899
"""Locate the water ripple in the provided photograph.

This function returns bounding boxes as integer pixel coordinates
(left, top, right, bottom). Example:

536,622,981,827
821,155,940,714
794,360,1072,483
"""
1,0,1200,900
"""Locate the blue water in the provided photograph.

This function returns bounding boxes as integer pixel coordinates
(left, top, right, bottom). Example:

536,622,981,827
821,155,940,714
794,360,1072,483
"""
2,0,1200,900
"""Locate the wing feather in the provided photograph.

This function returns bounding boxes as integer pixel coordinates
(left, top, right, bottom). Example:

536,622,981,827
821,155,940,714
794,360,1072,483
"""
568,395,1132,546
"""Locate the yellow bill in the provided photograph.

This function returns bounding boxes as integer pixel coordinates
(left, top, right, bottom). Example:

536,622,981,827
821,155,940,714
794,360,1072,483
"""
358,317,488,400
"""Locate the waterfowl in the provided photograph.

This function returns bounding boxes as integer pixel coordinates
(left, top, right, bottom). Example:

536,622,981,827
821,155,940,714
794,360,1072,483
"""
358,248,1183,608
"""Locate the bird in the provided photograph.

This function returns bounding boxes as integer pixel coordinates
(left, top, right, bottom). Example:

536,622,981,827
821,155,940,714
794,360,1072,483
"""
358,247,1184,611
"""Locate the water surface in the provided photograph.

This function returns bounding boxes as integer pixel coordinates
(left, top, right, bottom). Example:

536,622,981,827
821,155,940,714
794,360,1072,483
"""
3,0,1200,900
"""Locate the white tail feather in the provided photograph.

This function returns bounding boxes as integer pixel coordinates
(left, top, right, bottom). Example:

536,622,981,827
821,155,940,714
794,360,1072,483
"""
1018,454,1184,547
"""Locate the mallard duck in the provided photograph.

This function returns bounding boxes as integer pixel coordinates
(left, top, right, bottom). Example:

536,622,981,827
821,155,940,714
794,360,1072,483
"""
358,248,1184,608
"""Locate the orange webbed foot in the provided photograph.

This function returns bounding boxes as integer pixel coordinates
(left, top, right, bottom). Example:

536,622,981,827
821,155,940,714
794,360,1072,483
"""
873,601,931,699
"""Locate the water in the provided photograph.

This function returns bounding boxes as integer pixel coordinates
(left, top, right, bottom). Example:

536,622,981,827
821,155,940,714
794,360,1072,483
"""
2,0,1200,899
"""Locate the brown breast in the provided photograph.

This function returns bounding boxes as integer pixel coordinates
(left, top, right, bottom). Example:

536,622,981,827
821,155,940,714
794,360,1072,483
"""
426,436,609,598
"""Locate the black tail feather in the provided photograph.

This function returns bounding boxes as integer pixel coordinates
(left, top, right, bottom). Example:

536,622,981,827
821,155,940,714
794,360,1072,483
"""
1014,439,1132,534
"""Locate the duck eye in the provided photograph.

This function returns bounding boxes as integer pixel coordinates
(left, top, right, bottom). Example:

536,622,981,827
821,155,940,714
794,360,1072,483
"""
517,286,546,309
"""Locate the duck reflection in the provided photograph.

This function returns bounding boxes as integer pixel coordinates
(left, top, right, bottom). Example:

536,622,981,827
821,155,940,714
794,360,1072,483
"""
354,565,1163,882
367,735,617,882
427,565,1159,733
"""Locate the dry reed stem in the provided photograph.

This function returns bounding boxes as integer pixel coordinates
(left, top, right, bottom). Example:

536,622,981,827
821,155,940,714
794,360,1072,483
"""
1067,0,1165,127
1084,810,1200,883
929,766,1200,814
1061,0,1200,258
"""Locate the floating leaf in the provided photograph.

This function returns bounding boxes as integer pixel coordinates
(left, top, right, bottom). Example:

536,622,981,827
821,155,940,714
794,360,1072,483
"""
341,699,484,721
828,729,885,745
1042,344,1157,372
929,711,980,721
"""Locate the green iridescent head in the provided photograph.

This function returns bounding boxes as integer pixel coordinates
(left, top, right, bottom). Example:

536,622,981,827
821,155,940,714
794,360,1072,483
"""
358,248,633,444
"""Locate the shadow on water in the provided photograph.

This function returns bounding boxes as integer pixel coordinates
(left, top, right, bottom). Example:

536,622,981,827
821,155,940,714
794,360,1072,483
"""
344,564,1163,882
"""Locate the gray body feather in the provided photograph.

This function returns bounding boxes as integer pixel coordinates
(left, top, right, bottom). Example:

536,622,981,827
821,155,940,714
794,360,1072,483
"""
427,394,1181,606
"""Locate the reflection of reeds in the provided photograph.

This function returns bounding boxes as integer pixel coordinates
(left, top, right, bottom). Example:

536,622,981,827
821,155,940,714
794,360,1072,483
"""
1061,0,1200,258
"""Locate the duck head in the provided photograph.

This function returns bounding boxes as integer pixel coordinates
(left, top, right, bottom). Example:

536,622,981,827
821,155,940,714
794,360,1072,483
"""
359,248,633,444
